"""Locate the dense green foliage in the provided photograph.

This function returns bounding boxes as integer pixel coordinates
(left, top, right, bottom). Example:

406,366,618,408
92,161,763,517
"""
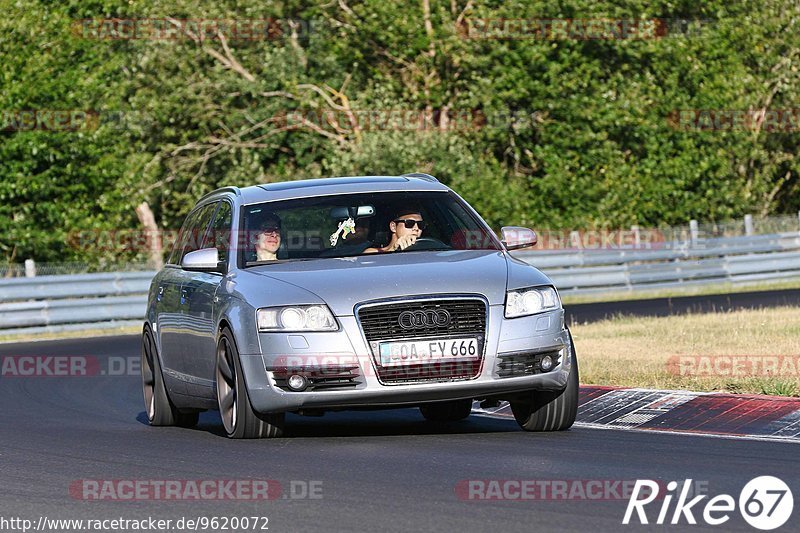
1,0,798,264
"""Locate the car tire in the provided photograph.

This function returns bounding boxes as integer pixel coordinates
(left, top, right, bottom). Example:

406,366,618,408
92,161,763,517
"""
510,330,579,432
419,399,473,422
216,327,284,439
141,326,199,428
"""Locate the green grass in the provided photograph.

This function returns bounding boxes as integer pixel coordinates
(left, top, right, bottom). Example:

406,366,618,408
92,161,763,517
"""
571,306,800,396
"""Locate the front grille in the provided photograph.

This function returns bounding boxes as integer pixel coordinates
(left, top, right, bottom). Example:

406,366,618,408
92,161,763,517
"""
495,349,562,378
377,360,483,384
358,299,486,341
357,298,487,383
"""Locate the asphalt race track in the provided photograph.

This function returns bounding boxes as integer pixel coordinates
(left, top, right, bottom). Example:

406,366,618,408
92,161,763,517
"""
565,288,800,323
1,335,798,533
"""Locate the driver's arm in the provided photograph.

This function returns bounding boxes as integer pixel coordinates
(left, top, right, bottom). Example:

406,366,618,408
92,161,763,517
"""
363,235,416,253
394,234,417,250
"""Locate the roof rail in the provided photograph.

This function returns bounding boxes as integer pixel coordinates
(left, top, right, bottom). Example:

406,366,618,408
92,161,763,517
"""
198,186,242,203
401,172,439,182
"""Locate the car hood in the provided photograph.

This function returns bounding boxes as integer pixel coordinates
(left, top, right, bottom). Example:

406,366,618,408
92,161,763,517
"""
247,250,510,316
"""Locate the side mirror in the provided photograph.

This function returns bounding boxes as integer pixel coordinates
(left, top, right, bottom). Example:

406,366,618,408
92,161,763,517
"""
181,247,225,274
501,226,537,250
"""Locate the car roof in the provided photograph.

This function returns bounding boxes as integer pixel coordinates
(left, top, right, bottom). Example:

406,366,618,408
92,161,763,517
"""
199,175,451,205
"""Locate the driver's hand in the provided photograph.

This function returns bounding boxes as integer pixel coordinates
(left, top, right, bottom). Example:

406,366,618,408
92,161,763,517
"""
394,235,417,251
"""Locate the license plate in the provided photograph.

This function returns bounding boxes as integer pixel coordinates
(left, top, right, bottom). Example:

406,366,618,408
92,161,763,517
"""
378,338,479,367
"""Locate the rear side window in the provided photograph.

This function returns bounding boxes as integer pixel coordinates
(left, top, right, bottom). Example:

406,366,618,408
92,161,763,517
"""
170,202,218,265
167,210,200,265
203,201,233,262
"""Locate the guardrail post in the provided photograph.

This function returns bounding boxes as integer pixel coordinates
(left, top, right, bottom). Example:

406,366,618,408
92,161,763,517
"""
744,214,754,236
690,220,699,247
24,259,36,278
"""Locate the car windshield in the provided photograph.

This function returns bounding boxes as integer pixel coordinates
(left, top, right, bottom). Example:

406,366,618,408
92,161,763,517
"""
240,191,500,266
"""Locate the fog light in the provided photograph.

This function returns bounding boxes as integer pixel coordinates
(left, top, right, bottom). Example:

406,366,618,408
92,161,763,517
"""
540,355,554,372
287,374,308,391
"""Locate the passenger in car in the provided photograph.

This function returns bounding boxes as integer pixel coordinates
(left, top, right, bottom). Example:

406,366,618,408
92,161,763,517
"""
364,210,426,253
254,214,282,261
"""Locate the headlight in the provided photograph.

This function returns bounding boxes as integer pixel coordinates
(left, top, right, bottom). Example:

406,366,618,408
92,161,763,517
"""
505,286,561,318
257,305,338,332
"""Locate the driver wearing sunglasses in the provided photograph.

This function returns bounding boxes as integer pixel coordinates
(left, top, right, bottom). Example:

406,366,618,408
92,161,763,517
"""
364,210,427,253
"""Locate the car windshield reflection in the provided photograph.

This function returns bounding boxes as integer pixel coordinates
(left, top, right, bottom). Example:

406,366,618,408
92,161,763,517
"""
240,191,499,267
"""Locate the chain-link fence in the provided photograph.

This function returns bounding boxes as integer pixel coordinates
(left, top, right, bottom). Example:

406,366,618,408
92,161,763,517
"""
0,261,152,278
535,212,800,250
669,213,800,240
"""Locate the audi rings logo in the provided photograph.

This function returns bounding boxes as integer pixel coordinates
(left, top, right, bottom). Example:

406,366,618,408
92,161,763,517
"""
398,309,452,329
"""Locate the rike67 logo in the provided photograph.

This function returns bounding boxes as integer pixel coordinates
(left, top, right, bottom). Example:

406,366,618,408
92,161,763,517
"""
624,477,793,530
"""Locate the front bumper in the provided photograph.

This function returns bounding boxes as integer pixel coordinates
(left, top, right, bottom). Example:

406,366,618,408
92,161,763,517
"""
240,306,572,414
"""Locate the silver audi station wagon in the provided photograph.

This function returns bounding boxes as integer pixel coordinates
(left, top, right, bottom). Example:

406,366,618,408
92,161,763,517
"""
142,174,578,438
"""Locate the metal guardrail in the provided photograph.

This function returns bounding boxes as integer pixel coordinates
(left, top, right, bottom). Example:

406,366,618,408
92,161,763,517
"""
1,232,799,334
514,231,800,293
0,272,154,333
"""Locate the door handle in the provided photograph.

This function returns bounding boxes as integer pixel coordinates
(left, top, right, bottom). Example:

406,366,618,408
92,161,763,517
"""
180,287,188,305
157,285,165,302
